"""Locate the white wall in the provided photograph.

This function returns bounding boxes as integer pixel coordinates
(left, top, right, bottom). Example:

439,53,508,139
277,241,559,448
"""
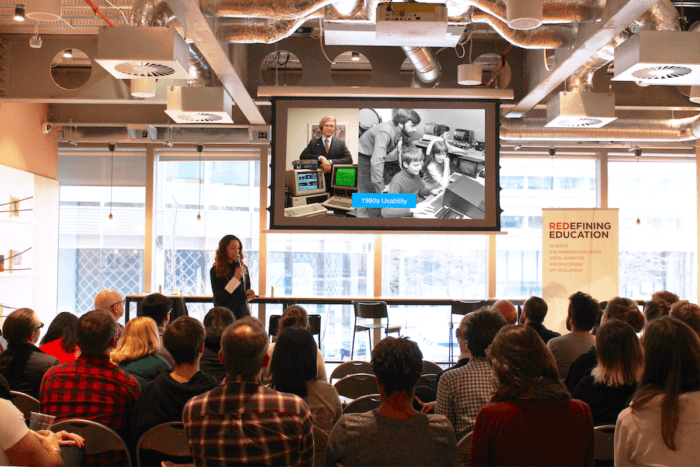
285,108,360,171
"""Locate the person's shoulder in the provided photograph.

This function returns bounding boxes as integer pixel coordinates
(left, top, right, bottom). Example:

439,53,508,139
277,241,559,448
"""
425,412,455,430
263,386,311,415
569,398,594,416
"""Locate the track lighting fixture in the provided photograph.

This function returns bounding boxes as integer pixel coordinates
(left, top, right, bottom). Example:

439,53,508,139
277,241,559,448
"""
14,5,25,22
351,51,360,61
63,48,73,59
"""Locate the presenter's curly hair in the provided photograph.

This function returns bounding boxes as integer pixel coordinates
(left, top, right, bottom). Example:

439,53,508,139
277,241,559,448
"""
371,336,423,397
214,234,243,278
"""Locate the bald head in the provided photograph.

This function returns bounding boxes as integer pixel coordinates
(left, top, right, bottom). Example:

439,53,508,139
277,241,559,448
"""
492,300,517,325
220,317,269,378
94,289,124,320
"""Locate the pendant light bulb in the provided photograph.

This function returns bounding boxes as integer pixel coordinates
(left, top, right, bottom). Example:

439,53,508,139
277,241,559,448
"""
197,213,201,221
636,218,640,225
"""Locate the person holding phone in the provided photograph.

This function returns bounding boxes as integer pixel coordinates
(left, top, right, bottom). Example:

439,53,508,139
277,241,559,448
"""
210,235,256,320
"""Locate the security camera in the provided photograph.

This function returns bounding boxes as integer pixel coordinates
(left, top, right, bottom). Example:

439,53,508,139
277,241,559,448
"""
29,35,42,49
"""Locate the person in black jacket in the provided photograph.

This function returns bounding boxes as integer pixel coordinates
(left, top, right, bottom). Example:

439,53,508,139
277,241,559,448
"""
132,316,218,443
199,306,235,383
0,308,59,399
522,296,561,344
209,235,256,320
299,115,353,189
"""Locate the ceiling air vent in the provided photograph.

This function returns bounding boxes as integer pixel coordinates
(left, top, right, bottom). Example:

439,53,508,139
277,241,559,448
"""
165,86,233,124
95,27,190,81
613,31,700,85
545,92,617,129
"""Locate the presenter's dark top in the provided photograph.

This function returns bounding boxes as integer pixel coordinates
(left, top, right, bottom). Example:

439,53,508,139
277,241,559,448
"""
300,136,353,166
210,262,251,320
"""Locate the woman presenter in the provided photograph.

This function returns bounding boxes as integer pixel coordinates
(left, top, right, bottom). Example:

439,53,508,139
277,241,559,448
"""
210,235,256,319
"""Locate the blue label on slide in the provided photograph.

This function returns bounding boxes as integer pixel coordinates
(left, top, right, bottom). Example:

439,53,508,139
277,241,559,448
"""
352,193,416,208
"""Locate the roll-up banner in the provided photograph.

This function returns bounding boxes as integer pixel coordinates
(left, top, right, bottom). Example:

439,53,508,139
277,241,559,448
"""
542,209,619,334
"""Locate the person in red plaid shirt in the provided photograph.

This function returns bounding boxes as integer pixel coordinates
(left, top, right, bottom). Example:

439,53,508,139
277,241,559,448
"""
183,316,314,466
40,309,140,466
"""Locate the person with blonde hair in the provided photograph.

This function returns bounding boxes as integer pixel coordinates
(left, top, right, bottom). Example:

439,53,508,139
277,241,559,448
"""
110,317,169,388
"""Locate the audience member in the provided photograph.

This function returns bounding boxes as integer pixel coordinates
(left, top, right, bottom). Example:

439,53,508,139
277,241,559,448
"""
0,374,10,400
651,290,680,305
269,326,341,433
200,306,235,382
491,299,517,325
0,398,84,466
132,316,217,443
521,296,560,343
0,308,59,399
453,312,475,369
110,317,170,389
40,309,140,464
39,312,80,364
139,293,175,368
183,317,314,466
327,336,457,466
669,301,700,337
469,325,594,466
572,319,643,426
262,305,327,384
94,289,126,340
434,309,506,465
615,317,700,466
565,296,644,392
547,291,600,379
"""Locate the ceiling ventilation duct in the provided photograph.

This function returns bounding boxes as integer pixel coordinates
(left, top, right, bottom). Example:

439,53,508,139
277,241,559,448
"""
95,26,191,80
545,91,617,129
165,86,233,124
613,31,700,86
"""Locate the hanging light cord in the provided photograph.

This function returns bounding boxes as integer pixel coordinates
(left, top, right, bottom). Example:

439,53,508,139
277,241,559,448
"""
109,142,115,217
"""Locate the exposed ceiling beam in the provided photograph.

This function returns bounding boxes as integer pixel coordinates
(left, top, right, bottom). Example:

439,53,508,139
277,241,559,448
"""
506,0,661,119
165,0,266,125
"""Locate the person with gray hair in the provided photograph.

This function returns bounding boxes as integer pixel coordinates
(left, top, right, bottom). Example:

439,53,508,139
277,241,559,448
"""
183,317,314,466
94,289,125,340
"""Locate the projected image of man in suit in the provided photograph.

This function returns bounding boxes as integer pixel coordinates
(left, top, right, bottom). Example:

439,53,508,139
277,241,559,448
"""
299,115,353,189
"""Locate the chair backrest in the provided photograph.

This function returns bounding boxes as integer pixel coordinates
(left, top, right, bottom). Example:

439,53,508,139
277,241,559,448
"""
343,394,381,414
333,373,379,400
594,424,616,461
136,422,191,467
422,360,442,375
457,431,473,455
451,301,486,316
352,301,388,320
52,419,132,467
10,391,41,421
330,360,373,384
269,314,322,340
417,374,438,393
313,425,330,467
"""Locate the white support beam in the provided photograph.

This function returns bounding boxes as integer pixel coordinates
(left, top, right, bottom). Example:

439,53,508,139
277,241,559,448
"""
165,0,266,125
506,0,661,119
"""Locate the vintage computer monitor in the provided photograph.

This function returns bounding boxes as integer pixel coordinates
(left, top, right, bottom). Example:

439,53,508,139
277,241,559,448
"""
285,169,329,206
330,164,358,194
453,128,474,144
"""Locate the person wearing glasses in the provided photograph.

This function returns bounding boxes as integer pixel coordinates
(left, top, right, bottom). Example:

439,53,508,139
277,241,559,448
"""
0,308,59,399
94,289,126,340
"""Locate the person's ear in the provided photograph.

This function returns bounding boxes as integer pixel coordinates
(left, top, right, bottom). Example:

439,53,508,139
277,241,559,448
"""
218,349,224,365
198,343,204,355
261,353,271,368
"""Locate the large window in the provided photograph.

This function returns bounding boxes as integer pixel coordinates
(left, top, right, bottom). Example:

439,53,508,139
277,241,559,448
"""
497,158,597,297
609,160,697,301
155,159,261,321
58,186,146,319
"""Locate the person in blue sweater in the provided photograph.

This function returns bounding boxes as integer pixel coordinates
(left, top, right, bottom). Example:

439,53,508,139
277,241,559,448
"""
382,146,432,218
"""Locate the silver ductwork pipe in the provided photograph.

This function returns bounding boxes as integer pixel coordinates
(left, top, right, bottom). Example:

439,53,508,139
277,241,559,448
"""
200,0,335,20
633,0,680,32
130,0,215,86
471,10,578,49
402,46,441,86
501,117,700,142
215,14,323,43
